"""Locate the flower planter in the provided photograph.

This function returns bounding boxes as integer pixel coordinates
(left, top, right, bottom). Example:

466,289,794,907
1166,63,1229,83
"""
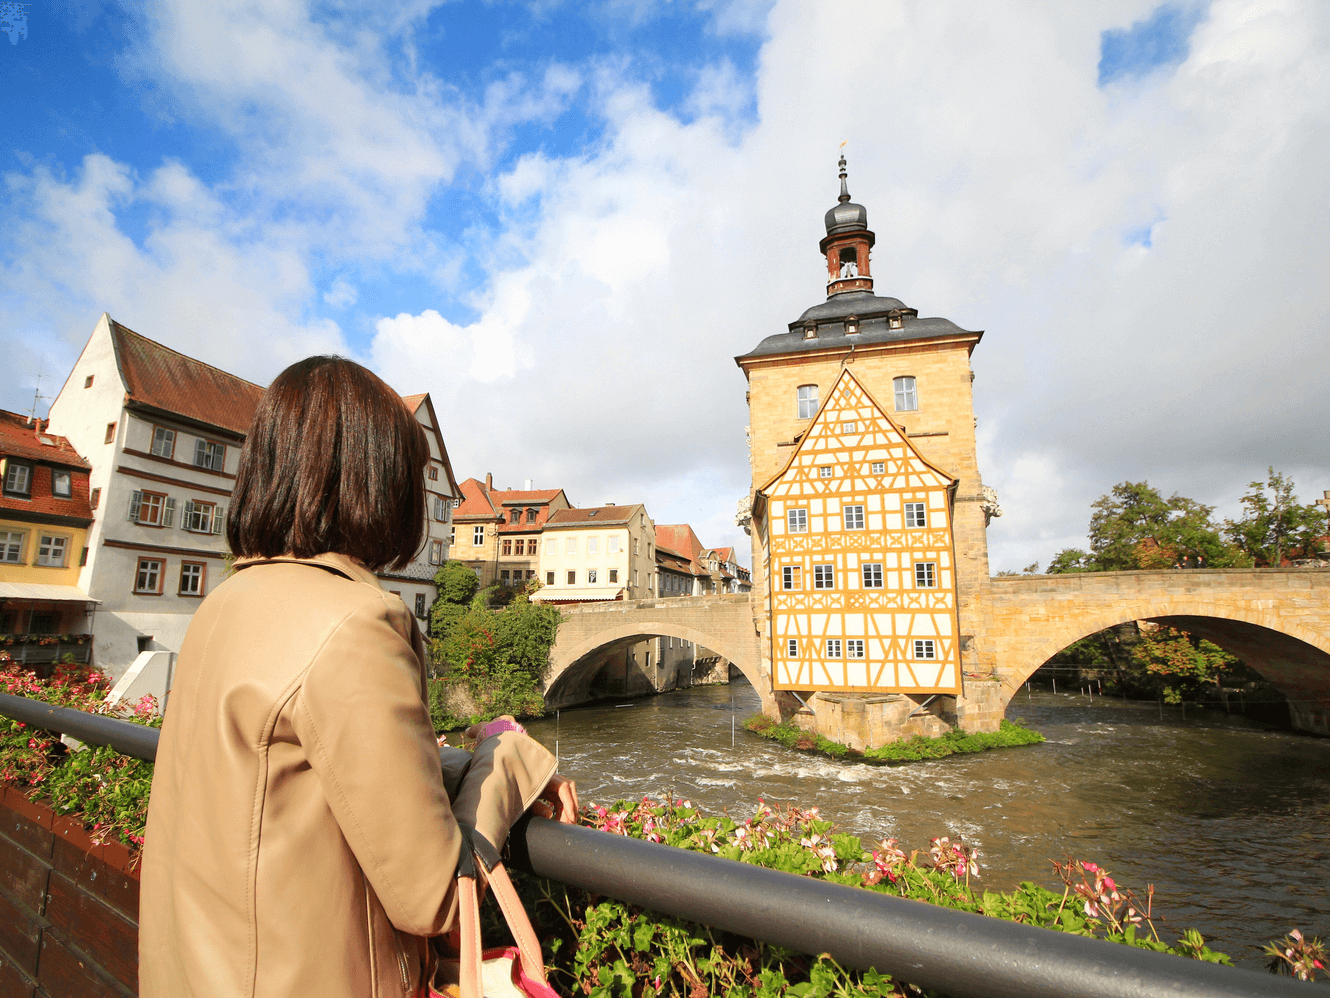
0,785,140,998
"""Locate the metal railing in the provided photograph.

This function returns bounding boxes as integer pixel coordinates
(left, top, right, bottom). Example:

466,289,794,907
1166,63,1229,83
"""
0,693,1315,997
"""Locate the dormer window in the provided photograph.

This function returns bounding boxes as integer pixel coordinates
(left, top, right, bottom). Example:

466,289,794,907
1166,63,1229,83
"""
525,508,537,523
888,311,904,330
510,509,520,524
4,462,32,496
803,321,817,340
51,470,72,498
844,315,859,335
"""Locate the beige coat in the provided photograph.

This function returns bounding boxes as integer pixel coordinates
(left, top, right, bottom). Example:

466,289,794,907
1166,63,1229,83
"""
139,553,557,998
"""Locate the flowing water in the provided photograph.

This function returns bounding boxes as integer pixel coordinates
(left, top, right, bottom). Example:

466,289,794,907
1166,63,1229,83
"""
525,678,1330,973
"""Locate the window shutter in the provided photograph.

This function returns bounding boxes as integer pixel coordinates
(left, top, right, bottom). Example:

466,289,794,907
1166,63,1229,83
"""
212,506,225,534
195,439,207,466
163,497,176,527
183,500,195,527
128,491,142,522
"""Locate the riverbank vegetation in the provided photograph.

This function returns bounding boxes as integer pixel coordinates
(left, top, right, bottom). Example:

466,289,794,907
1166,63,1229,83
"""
742,715,1045,764
426,560,561,730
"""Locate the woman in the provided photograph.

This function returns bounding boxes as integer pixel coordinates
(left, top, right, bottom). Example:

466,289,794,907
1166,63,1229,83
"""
140,357,575,998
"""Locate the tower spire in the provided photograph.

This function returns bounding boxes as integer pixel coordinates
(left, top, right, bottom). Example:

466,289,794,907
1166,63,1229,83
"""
838,153,850,204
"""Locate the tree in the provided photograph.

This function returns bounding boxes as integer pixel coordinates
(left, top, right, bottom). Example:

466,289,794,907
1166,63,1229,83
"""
1085,481,1245,571
1128,625,1247,704
1046,548,1092,574
430,560,481,646
1224,469,1329,566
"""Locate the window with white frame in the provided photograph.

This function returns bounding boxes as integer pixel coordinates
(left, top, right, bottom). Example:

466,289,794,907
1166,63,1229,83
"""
546,571,555,585
840,421,857,433
786,508,807,533
0,530,24,564
813,564,835,589
847,639,865,659
545,539,555,555
36,535,68,567
194,438,226,471
781,565,802,591
473,526,485,546
51,470,72,498
586,536,599,554
129,490,175,527
179,562,205,596
870,461,885,474
913,639,936,659
825,639,842,658
786,638,798,657
566,570,576,585
4,462,31,495
818,466,833,479
134,558,164,594
893,376,918,411
914,562,937,588
151,426,176,459
183,500,221,534
842,505,864,530
587,568,598,584
565,537,577,555
429,540,443,565
905,502,927,528
796,384,818,419
862,563,883,588
608,536,620,553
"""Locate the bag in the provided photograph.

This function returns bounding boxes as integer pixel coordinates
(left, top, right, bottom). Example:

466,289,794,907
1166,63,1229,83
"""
432,826,559,998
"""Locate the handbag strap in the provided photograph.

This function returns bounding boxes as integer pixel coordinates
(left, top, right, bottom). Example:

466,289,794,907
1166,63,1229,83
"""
455,824,551,998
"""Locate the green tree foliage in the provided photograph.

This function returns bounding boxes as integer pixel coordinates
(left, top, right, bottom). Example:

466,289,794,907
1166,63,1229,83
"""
1224,469,1329,567
1086,482,1246,570
1046,548,1093,574
430,560,481,646
1126,625,1259,704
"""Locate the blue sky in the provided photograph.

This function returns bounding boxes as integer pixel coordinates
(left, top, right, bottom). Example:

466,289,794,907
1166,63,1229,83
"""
3,1,1328,569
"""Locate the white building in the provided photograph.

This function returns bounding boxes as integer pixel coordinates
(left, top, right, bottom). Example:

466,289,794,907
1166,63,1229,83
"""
46,314,458,679
532,504,656,603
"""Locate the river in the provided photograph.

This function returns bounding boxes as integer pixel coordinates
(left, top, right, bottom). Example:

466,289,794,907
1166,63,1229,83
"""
524,678,1330,974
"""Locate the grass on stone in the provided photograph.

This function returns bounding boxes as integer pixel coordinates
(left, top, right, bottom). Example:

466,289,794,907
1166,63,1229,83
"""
742,714,1044,764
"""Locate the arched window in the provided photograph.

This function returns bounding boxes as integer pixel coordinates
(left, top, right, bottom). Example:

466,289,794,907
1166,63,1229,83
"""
893,376,918,412
797,384,818,419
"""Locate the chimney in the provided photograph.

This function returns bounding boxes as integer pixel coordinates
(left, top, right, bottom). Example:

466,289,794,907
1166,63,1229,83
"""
485,472,493,491
524,479,533,490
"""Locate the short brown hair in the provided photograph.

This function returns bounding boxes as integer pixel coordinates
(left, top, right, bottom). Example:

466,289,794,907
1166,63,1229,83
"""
228,357,428,571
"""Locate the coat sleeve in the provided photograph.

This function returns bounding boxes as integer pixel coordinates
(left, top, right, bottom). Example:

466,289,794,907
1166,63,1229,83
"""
290,595,464,937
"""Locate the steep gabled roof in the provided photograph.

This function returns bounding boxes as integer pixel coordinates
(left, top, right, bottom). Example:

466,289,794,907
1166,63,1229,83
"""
403,393,460,498
109,318,264,437
0,410,91,469
655,524,706,562
453,478,501,520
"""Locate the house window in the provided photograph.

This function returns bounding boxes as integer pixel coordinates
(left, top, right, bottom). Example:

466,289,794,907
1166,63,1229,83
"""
633,538,640,555
510,510,520,524
813,565,835,589
84,375,94,388
818,466,833,479
566,570,576,585
428,466,438,481
433,496,449,521
894,376,918,412
546,571,555,585
871,461,885,474
514,539,525,556
608,537,620,553
787,509,807,533
587,536,599,554
840,421,857,433
104,422,116,444
129,490,174,527
787,639,798,657
194,439,225,471
862,564,883,588
915,562,937,588
905,502,927,528
847,639,865,659
91,487,101,510
429,540,443,565
183,500,221,534
0,530,24,564
526,508,537,523
473,526,484,546
500,570,510,584
913,639,936,660
151,426,176,459
51,470,72,498
179,561,206,597
797,384,818,419
3,462,31,495
588,569,598,584
842,505,864,530
134,558,164,594
781,566,802,591
825,639,842,658
545,539,555,555
609,569,618,583
565,537,577,554
502,539,512,556
415,593,427,618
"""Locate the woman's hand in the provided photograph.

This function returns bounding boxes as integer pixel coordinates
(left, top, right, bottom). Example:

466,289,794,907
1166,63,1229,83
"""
530,773,578,824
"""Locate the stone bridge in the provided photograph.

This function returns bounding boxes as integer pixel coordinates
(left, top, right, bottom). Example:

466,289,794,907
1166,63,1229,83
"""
545,595,768,712
982,569,1330,735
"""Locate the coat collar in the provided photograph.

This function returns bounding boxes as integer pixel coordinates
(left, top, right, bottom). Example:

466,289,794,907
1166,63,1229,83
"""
232,552,385,589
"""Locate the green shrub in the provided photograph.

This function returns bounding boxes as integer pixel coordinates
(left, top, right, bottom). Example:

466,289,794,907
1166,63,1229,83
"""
743,716,1044,765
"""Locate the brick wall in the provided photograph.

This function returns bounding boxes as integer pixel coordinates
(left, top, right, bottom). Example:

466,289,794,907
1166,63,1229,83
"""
0,788,139,998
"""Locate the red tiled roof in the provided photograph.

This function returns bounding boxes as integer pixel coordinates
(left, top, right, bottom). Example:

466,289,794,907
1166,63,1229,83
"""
0,424,93,524
453,478,499,520
545,504,641,528
655,524,706,562
0,410,90,469
492,489,563,505
400,393,428,413
711,546,735,562
110,319,264,437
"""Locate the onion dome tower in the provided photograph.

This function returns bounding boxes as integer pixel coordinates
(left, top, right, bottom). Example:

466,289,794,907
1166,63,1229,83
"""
822,154,875,296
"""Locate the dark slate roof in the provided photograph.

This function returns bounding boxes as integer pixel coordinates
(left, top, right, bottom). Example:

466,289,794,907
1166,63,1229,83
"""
735,291,982,363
